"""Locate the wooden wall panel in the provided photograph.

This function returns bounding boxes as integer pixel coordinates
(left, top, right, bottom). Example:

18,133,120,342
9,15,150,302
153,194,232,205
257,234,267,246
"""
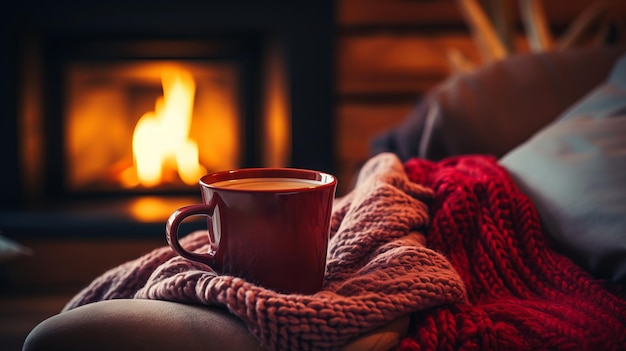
334,1,468,194
333,0,608,194
335,102,414,195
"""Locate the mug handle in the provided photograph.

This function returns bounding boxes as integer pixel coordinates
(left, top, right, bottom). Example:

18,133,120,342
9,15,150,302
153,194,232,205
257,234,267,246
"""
166,201,218,269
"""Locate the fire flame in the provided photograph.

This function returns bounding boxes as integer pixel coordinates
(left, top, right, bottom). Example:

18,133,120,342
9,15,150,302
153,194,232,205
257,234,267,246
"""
125,68,206,188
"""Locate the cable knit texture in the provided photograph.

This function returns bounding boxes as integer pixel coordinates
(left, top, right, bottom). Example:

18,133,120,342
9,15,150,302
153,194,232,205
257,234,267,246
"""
398,155,626,351
63,153,466,351
64,152,626,350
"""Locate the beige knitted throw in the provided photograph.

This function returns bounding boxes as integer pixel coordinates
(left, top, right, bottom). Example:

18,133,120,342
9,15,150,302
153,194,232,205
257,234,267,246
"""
63,153,466,351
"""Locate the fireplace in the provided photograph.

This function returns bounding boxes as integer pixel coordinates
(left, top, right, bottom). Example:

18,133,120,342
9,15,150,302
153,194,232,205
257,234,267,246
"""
0,1,335,237
52,38,264,195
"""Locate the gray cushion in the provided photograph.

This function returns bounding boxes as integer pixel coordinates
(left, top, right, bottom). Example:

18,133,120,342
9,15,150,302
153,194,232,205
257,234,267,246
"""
500,53,626,283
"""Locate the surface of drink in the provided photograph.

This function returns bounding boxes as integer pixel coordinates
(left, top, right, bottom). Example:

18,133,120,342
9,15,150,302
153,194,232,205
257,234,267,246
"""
210,177,322,190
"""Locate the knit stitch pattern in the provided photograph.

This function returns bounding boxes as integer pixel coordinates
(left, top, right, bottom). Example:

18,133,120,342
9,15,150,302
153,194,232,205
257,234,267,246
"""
398,155,626,351
63,153,466,351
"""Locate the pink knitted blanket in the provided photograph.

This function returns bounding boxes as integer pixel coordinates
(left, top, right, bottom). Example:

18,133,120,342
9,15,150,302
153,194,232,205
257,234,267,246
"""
64,153,466,351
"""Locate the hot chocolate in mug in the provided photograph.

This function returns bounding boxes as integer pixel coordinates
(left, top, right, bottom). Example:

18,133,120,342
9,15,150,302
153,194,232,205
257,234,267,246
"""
166,168,337,294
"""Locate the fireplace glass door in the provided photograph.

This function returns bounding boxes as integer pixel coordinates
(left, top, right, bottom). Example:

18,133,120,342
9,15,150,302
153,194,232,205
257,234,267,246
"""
65,60,241,193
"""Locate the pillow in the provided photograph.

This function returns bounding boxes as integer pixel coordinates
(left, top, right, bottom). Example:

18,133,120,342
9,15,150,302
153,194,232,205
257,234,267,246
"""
500,53,626,283
371,46,626,161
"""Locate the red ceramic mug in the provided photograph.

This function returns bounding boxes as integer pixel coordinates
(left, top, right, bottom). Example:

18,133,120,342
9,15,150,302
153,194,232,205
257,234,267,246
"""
166,168,337,295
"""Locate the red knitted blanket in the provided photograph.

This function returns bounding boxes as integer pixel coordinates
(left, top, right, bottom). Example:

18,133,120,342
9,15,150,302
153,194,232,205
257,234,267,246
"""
399,156,626,351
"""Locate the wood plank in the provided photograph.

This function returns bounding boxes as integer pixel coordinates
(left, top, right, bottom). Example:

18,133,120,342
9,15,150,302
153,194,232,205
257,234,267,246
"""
338,0,466,28
335,102,415,195
336,103,414,159
338,0,600,29
337,34,480,95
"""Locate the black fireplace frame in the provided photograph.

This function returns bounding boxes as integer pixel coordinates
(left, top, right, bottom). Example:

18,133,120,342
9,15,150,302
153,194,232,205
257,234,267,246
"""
0,0,336,236
44,33,263,198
